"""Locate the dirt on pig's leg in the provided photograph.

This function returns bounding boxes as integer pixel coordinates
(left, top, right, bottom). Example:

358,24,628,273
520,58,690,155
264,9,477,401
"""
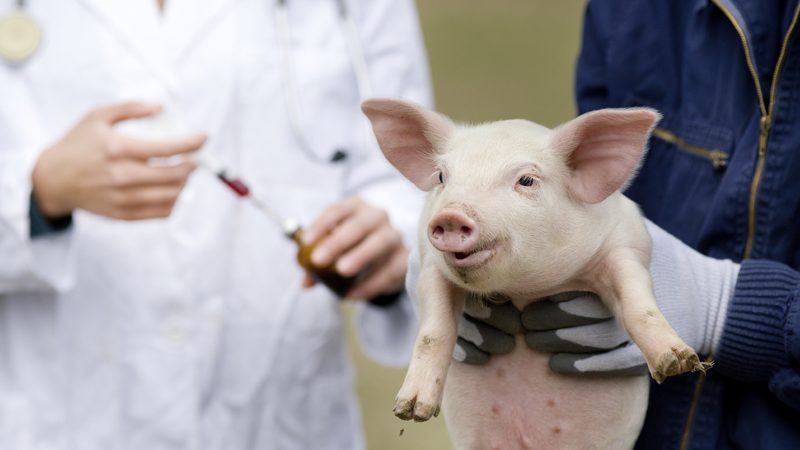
605,252,711,383
394,265,465,422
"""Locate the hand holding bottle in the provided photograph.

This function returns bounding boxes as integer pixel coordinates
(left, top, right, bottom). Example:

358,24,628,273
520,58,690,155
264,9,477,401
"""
299,196,408,302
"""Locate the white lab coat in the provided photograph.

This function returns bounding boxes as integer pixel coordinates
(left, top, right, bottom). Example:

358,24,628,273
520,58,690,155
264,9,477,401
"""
0,0,430,448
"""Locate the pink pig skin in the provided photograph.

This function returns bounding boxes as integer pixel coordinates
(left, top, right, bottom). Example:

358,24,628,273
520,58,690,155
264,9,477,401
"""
362,99,708,450
444,342,648,449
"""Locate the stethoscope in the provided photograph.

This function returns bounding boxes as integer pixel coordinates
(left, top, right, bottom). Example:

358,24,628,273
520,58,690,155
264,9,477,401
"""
273,0,374,164
0,0,42,65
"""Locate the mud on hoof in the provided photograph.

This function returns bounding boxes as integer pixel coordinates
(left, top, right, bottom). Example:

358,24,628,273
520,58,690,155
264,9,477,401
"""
651,346,712,383
393,397,440,422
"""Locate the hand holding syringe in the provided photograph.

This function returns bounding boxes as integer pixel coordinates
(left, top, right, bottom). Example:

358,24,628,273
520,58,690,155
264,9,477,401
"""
197,154,403,305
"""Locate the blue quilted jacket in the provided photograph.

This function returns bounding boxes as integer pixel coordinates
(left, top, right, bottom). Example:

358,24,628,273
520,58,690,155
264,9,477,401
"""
576,0,800,448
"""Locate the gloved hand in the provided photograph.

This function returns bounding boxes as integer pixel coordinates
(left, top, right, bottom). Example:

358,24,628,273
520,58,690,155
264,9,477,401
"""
455,219,741,376
453,293,522,364
453,291,618,366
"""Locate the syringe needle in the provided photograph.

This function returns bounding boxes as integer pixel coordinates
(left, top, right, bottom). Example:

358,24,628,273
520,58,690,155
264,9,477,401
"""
196,154,299,238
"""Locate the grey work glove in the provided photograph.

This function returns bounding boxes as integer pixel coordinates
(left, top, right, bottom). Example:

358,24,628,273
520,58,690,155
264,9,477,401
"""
522,292,648,376
454,291,622,368
455,220,740,377
453,293,522,364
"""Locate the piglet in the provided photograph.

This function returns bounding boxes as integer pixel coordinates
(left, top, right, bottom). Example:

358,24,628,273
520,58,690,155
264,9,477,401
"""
361,99,710,449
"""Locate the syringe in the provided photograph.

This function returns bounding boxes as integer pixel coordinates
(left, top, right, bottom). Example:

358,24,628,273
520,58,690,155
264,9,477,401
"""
196,154,300,238
197,153,401,305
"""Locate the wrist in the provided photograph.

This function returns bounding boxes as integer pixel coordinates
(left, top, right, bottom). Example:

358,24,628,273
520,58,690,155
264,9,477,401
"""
368,289,404,308
705,258,739,355
29,192,73,237
715,259,796,381
31,149,74,218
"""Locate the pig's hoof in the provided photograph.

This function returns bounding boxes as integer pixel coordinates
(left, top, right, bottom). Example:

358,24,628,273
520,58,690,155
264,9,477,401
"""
393,398,415,421
652,352,679,384
652,347,708,383
393,397,439,422
412,402,439,422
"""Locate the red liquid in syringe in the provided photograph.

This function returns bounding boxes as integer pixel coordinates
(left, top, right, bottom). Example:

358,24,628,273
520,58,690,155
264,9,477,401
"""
217,173,250,197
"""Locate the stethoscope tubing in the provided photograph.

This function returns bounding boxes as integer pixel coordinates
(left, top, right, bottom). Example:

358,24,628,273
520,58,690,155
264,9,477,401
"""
273,0,373,164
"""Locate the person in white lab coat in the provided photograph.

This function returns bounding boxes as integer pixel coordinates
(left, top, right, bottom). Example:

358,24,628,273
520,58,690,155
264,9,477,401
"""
0,0,430,448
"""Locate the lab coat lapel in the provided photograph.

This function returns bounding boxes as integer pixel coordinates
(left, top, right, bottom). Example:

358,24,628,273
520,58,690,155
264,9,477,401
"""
75,0,175,87
164,0,241,64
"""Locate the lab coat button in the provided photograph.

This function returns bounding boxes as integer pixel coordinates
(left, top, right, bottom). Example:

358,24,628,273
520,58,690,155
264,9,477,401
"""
163,319,188,343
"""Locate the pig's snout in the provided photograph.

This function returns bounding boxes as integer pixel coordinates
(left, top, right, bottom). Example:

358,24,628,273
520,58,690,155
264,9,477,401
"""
428,210,479,254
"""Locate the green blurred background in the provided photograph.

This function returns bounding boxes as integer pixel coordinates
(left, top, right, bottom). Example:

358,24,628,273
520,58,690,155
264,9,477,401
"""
347,1,586,449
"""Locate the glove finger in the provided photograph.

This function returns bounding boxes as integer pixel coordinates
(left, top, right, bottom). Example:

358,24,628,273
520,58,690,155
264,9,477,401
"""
458,315,516,355
464,293,522,335
453,337,490,365
549,342,647,376
522,292,611,330
547,291,597,303
525,319,629,353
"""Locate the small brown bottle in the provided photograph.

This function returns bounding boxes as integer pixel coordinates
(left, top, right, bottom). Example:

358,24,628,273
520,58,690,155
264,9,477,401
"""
288,227,401,306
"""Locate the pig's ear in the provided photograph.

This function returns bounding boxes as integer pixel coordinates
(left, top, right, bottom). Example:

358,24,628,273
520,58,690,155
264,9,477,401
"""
550,108,661,204
362,98,455,191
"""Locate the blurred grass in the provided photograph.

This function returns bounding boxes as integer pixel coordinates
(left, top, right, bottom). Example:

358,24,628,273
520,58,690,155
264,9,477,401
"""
348,2,586,449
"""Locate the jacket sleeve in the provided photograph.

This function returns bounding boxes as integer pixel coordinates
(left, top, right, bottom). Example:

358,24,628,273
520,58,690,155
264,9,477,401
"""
575,0,613,115
0,72,76,295
715,259,800,411
346,0,432,367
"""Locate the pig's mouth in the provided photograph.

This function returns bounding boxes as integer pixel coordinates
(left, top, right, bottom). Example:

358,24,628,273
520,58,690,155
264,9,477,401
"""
444,241,497,269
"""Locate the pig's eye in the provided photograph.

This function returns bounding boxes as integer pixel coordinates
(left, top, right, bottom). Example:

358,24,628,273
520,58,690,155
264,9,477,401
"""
518,175,537,187
438,171,444,184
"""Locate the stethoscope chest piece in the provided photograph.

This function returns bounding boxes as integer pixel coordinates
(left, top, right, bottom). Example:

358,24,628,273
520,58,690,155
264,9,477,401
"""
0,10,41,64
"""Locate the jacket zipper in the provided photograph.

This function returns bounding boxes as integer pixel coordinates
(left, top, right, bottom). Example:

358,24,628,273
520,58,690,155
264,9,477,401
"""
652,127,729,169
677,3,800,449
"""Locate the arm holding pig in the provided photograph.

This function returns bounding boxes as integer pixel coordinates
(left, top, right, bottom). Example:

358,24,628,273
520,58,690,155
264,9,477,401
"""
527,224,800,411
454,221,800,410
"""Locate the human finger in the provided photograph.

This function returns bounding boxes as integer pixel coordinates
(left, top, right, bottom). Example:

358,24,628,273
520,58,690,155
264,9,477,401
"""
107,160,195,188
311,203,386,268
335,224,402,277
108,202,175,221
111,133,207,160
521,292,612,331
91,102,162,124
458,314,516,355
302,197,362,246
301,270,316,288
346,246,407,300
524,319,629,353
453,337,490,365
463,293,522,335
112,185,186,208
549,342,648,376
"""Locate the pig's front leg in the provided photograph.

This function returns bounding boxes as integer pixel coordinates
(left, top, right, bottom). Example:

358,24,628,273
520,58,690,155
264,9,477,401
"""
394,262,465,422
604,252,711,383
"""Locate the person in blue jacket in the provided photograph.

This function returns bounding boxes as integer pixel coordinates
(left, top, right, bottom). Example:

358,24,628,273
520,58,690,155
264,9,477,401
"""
451,1,800,448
